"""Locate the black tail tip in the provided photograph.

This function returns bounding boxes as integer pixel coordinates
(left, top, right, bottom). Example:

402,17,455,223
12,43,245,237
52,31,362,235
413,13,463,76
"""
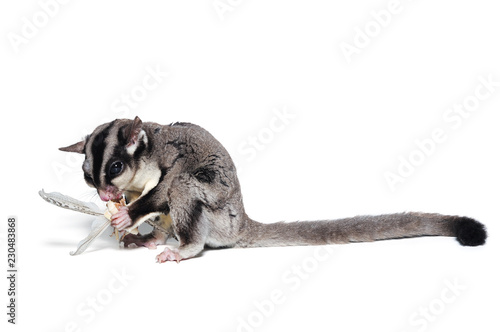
450,216,487,246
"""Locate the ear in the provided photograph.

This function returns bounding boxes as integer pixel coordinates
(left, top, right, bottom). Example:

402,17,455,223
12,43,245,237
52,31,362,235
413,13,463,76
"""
125,116,147,154
59,140,85,154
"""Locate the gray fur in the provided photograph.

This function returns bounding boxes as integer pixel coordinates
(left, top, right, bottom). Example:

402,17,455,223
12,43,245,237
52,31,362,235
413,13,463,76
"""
59,117,487,262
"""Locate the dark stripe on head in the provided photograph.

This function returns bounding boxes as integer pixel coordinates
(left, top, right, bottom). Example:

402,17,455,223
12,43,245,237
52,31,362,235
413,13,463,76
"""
133,140,146,159
91,121,115,188
104,127,133,185
117,124,129,146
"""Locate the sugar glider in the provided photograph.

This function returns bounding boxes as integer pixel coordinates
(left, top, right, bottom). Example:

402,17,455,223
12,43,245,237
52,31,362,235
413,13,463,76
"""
59,116,487,263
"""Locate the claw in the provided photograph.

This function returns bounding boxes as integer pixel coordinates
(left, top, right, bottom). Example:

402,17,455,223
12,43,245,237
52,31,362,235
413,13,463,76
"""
145,242,157,250
156,247,183,264
111,206,132,231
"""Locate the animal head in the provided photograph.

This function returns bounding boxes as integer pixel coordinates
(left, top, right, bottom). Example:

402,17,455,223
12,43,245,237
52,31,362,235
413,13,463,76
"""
60,116,148,201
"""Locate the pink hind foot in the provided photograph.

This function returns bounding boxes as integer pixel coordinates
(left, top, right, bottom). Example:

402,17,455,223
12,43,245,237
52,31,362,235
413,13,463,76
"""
156,247,183,264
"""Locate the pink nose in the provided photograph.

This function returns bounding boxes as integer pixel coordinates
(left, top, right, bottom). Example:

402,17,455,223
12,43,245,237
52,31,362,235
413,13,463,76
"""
98,190,116,202
98,187,122,202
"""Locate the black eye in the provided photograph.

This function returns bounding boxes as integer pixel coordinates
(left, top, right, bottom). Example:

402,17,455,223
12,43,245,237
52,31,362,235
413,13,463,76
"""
109,161,124,176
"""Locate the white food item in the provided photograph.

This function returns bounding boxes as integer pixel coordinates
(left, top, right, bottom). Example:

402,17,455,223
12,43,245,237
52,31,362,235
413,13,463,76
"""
39,190,128,255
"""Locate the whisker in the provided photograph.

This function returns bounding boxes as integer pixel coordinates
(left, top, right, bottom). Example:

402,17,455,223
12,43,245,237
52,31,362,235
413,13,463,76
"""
77,190,101,205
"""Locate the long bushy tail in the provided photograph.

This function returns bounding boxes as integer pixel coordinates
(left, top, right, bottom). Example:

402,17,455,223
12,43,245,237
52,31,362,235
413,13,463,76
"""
235,212,487,248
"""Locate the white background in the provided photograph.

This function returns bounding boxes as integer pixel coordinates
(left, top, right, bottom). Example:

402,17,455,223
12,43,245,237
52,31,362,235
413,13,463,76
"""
1,1,499,331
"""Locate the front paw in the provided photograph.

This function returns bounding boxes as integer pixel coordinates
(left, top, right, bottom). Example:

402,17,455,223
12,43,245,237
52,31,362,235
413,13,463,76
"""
111,206,132,231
